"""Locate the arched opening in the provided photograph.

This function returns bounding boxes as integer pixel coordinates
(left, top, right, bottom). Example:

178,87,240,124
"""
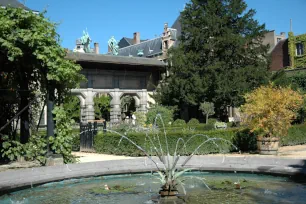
120,94,137,121
94,93,111,121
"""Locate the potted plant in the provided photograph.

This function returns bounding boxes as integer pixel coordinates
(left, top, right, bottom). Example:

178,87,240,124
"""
241,84,303,155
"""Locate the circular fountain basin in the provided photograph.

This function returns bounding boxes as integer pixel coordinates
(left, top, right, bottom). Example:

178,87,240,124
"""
1,172,306,204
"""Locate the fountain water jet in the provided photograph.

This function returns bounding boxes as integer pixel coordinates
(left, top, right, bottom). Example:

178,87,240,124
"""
102,114,238,202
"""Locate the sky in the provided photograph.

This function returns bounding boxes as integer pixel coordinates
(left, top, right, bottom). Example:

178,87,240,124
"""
24,0,306,53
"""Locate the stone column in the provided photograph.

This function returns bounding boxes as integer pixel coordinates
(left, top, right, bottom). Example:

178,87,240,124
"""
84,88,95,122
138,89,148,113
110,89,122,124
80,105,86,123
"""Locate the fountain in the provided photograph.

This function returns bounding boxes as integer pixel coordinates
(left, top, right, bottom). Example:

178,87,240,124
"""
104,114,237,202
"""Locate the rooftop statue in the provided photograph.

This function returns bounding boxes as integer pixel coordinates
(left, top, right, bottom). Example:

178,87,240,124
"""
80,29,92,53
108,36,119,55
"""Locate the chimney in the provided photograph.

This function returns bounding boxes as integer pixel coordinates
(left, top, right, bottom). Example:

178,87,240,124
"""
164,23,168,33
133,32,140,44
94,42,99,54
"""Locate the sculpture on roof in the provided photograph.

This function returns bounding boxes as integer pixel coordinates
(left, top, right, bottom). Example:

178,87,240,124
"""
80,29,92,53
108,36,119,55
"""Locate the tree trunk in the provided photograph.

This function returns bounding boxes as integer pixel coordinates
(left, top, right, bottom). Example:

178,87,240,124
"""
180,103,189,121
206,114,208,124
20,93,30,144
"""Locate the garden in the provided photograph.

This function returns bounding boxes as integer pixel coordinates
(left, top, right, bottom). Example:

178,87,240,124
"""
1,0,306,167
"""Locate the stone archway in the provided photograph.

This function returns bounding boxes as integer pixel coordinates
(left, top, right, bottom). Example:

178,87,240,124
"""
120,94,137,121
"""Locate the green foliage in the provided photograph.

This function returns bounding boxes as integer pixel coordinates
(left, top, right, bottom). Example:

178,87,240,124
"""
1,134,47,164
172,119,186,127
23,134,47,164
281,124,306,146
71,132,80,151
133,111,146,126
232,129,257,152
288,32,306,68
94,95,110,120
94,129,238,156
94,124,306,156
0,7,85,143
146,105,174,127
242,84,304,138
1,135,24,161
155,0,270,120
199,102,215,124
187,118,200,126
208,118,218,125
63,95,80,123
50,106,77,163
272,71,306,124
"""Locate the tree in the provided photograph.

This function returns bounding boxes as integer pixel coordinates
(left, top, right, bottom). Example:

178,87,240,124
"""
0,7,84,143
156,0,270,121
199,102,215,124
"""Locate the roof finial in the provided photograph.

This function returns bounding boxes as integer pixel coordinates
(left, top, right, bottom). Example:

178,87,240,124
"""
290,19,292,32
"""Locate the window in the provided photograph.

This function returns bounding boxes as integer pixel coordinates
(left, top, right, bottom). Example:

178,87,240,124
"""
164,40,169,49
296,43,304,56
77,46,81,49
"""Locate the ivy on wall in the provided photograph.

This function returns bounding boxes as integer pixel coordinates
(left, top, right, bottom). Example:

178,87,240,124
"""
288,32,306,68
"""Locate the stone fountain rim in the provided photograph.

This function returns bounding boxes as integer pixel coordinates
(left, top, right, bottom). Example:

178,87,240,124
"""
0,155,305,194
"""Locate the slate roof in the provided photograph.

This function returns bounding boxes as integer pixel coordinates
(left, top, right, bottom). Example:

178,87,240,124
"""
118,37,149,49
0,0,33,11
171,15,182,47
117,37,163,58
114,15,181,58
66,52,166,68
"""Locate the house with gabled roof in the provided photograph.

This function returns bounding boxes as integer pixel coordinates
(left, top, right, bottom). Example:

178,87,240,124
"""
111,18,181,61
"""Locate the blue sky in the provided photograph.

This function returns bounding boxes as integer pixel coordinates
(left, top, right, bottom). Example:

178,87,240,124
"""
25,0,306,53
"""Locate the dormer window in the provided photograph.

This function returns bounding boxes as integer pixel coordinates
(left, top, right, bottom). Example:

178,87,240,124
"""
296,43,304,56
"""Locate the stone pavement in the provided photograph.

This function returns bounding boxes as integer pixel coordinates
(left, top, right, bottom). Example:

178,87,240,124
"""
1,154,306,193
1,144,305,173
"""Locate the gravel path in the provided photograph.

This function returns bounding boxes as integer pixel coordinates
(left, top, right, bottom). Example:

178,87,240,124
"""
72,144,306,163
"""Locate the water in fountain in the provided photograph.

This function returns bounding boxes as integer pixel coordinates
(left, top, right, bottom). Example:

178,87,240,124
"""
103,114,238,202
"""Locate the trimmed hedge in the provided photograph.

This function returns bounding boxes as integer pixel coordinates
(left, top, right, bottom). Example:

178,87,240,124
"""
187,118,200,126
281,124,306,146
94,129,238,156
172,119,186,127
93,124,306,156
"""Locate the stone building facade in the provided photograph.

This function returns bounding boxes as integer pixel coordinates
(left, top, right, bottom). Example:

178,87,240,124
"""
66,52,165,123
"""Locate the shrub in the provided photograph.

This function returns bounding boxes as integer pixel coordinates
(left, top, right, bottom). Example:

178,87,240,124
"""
242,84,304,138
133,111,147,126
172,119,186,127
232,128,257,152
207,118,218,125
187,118,200,126
94,124,306,155
94,129,238,156
281,124,306,146
146,105,174,127
50,106,77,163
